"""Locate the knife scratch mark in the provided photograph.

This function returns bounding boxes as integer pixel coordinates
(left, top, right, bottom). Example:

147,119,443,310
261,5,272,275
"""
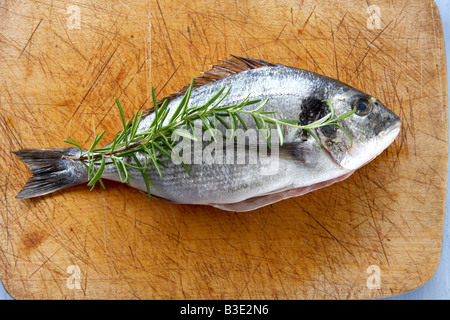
155,0,173,47
369,201,390,267
301,5,316,32
355,20,392,74
19,18,43,59
295,202,354,256
234,30,247,53
355,170,390,266
275,24,287,41
86,59,149,141
0,112,23,149
237,260,262,298
331,23,339,80
172,0,189,18
291,34,326,76
416,154,445,182
70,45,119,123
28,247,61,278
155,65,180,98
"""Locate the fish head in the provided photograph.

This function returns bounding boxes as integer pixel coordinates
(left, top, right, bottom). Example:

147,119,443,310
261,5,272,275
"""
316,89,401,170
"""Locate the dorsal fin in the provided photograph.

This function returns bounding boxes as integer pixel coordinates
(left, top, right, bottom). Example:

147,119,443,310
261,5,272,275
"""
143,55,277,116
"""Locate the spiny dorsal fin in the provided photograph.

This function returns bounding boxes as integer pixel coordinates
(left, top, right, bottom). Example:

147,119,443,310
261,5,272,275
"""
143,55,277,116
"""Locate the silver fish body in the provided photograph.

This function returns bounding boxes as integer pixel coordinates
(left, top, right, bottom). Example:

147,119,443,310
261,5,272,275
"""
15,57,401,211
104,60,401,211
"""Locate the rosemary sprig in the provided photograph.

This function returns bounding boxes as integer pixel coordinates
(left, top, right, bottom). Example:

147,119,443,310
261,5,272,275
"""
63,79,356,199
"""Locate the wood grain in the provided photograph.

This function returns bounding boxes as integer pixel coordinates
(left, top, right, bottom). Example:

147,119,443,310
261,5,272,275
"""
0,0,447,299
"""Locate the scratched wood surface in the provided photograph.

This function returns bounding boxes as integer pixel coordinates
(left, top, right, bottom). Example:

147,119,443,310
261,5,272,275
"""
0,0,447,299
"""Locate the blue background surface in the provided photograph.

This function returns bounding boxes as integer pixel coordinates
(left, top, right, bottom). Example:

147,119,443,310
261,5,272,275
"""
0,0,449,300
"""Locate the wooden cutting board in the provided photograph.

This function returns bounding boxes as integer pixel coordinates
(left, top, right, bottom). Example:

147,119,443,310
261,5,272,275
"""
0,0,447,299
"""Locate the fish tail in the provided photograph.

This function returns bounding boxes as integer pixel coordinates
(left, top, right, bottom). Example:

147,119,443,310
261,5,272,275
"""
13,148,88,199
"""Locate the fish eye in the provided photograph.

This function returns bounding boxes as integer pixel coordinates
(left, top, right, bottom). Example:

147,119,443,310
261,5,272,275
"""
354,99,372,116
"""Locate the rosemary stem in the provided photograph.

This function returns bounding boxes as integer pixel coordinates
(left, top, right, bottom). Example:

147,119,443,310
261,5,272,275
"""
62,80,356,199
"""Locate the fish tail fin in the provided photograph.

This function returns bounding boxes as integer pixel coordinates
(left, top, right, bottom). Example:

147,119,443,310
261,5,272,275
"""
13,148,88,199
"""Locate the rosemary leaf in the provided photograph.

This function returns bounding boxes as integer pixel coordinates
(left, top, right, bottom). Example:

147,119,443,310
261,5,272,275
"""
131,154,152,201
64,139,83,156
276,123,284,146
87,155,105,189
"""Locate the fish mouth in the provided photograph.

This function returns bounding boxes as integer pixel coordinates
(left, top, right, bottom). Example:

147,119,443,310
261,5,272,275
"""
339,121,402,170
